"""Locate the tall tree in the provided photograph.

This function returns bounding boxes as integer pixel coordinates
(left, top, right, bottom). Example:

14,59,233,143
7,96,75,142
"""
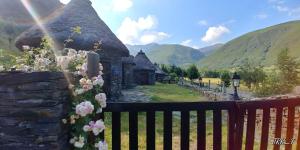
221,71,231,87
238,59,266,89
187,64,200,82
277,48,299,92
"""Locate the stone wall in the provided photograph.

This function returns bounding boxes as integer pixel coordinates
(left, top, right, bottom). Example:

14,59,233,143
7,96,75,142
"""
0,72,70,150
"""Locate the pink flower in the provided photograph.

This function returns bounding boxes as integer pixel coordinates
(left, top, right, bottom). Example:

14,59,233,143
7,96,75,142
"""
83,120,105,136
79,78,93,91
96,141,108,150
76,101,94,117
92,75,104,86
95,93,107,108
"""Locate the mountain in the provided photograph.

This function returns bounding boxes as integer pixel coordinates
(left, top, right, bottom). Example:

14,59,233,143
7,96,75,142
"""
127,44,205,67
0,0,63,25
126,43,160,55
198,43,224,56
0,0,63,50
199,20,300,69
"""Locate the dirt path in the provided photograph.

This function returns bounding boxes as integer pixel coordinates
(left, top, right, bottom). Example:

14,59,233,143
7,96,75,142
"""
119,87,151,102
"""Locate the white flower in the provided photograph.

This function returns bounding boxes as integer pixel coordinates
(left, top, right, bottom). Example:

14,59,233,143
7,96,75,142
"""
92,120,105,136
28,51,34,55
22,45,30,51
95,93,107,108
79,78,93,91
34,57,51,71
83,120,105,136
56,56,71,70
0,66,5,72
75,101,94,117
67,49,77,58
69,137,77,144
74,89,85,95
97,141,108,150
83,125,92,132
92,75,104,86
77,63,87,76
77,50,87,59
18,64,31,72
74,136,85,148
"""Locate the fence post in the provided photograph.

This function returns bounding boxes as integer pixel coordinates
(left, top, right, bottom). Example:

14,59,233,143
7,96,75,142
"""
87,51,100,79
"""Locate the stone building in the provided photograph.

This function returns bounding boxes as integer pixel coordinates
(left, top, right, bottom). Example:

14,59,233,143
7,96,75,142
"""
15,0,134,101
133,50,156,85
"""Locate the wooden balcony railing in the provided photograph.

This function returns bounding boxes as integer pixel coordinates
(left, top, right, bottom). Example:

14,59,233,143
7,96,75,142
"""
101,98,300,150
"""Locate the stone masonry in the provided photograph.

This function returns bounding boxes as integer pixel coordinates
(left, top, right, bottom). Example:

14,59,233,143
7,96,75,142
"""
0,72,70,150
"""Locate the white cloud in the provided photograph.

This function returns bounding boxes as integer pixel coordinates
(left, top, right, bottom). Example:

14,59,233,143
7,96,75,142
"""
60,0,70,4
255,13,269,19
276,5,289,12
198,20,208,26
117,15,169,44
180,39,199,49
140,32,170,44
181,39,192,46
201,26,230,43
112,0,133,12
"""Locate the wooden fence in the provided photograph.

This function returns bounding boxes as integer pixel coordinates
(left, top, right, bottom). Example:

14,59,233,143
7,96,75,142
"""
101,98,300,150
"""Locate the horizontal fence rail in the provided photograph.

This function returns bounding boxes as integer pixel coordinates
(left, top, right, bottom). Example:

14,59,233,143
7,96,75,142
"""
101,98,300,150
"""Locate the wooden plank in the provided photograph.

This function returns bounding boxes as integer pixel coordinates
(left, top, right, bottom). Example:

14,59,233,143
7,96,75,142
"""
181,111,190,150
103,101,236,112
103,99,300,112
147,111,156,150
285,107,295,150
112,112,121,150
273,107,283,150
297,108,300,150
164,111,172,150
197,110,206,150
260,108,270,150
227,109,235,150
235,108,245,150
129,112,138,150
245,109,256,150
213,109,222,150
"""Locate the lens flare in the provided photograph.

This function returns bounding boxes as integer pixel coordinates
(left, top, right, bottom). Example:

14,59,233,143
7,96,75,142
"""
20,0,72,84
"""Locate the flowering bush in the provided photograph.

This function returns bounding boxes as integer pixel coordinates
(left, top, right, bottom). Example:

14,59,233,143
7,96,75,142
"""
1,26,108,149
61,49,108,150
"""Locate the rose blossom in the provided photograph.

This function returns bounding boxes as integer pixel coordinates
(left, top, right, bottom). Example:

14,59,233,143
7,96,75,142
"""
76,101,94,117
83,120,105,136
79,78,93,91
95,93,107,108
92,75,104,86
74,136,85,148
96,141,108,150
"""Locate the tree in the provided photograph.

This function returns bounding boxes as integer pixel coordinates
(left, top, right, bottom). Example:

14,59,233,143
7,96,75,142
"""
238,59,266,89
187,64,200,82
161,64,169,74
277,48,299,93
221,71,231,87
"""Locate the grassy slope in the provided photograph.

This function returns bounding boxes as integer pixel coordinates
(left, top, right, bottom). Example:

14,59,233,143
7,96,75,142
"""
199,20,300,69
148,44,205,67
0,49,22,67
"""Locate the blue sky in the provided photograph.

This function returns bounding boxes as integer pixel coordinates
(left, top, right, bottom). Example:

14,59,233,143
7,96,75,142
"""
60,0,300,48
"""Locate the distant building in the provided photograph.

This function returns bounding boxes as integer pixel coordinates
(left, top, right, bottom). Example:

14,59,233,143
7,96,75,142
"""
133,50,156,85
15,0,134,101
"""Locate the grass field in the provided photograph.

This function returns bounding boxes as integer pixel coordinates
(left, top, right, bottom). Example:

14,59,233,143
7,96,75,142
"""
102,83,233,150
